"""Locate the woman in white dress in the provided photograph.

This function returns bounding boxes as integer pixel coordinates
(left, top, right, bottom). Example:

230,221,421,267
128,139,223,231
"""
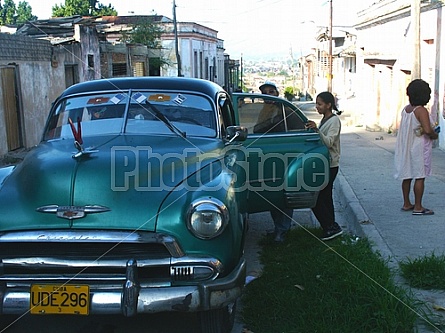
394,79,439,215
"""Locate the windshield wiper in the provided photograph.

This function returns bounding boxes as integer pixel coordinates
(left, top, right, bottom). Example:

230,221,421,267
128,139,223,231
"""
145,100,186,138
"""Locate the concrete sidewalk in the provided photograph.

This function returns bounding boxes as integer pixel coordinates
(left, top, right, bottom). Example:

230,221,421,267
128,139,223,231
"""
335,125,445,332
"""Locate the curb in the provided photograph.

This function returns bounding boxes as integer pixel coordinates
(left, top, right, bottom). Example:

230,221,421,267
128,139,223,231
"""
335,171,397,269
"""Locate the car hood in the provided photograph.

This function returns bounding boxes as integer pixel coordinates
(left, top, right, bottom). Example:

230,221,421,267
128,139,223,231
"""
0,135,225,232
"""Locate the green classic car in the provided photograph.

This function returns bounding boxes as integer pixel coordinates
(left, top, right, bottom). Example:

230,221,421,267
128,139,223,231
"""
0,77,328,333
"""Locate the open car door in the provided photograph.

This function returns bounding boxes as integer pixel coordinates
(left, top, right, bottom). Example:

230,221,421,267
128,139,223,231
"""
232,93,330,214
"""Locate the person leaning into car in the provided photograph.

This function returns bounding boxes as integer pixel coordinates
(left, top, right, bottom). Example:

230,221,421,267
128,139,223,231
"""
305,91,343,241
255,81,294,242
253,82,284,133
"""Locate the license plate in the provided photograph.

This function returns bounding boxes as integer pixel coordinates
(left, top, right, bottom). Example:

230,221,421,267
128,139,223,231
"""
30,284,89,315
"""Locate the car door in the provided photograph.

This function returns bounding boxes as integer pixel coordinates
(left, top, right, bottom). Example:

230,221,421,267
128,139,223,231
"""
232,93,330,214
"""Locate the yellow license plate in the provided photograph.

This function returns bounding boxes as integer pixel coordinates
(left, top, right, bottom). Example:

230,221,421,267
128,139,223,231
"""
30,284,89,315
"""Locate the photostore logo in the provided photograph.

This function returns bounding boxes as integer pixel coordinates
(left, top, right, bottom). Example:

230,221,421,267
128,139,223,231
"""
110,146,329,192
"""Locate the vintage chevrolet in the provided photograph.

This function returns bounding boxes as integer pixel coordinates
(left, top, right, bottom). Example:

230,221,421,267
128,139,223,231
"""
0,77,329,333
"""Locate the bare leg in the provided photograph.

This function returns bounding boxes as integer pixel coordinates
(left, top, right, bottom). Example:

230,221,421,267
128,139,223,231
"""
401,179,413,209
413,178,425,211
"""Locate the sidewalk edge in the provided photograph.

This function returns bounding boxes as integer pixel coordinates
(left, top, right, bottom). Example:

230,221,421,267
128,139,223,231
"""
335,171,396,267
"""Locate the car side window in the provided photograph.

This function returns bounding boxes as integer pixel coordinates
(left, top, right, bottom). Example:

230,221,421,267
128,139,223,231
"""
283,106,306,130
237,97,305,134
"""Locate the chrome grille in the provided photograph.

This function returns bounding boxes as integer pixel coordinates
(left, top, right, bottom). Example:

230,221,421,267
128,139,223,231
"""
0,242,170,260
171,266,193,280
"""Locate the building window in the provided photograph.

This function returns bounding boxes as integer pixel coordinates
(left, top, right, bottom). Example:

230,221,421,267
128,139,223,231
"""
349,57,356,74
199,52,203,79
213,57,217,79
149,57,161,76
194,51,198,78
112,63,127,76
87,54,94,69
133,62,145,77
65,64,79,87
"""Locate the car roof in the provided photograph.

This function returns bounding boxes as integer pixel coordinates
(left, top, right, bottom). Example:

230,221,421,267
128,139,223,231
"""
59,77,224,99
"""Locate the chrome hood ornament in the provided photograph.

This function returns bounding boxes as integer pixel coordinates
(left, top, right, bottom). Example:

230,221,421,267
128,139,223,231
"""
69,117,98,158
36,205,111,220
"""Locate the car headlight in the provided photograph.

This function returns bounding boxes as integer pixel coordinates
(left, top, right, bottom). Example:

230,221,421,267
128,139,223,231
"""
187,198,229,239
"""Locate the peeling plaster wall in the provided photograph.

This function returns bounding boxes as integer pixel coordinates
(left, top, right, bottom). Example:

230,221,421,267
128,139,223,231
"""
17,61,65,149
0,34,65,156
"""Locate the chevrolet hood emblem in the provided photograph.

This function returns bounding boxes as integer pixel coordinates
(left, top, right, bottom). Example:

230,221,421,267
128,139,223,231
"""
36,205,111,220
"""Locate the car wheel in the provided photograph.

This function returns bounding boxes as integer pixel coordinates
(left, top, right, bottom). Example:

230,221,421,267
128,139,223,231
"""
198,301,236,333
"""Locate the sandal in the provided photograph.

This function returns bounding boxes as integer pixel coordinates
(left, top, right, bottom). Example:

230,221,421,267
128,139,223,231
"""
401,205,414,211
412,209,434,216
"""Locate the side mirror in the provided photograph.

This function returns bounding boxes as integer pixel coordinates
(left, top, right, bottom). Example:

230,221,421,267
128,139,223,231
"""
226,126,248,143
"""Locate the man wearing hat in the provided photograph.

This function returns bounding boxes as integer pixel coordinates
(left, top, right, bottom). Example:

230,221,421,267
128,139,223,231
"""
256,81,294,242
254,81,284,133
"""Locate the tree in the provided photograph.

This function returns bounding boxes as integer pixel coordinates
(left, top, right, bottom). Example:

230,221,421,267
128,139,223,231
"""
120,18,164,49
95,3,116,16
52,0,117,17
0,0,37,24
120,18,169,71
0,0,16,24
284,86,296,101
16,1,36,23
121,18,169,71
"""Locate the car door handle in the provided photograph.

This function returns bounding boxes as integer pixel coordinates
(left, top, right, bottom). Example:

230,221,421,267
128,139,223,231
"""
305,138,321,142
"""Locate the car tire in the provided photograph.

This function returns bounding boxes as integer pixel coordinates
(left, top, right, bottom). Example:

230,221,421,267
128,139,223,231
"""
198,301,236,333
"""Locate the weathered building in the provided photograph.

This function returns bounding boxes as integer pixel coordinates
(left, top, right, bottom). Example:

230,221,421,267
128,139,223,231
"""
1,15,240,157
0,34,64,156
95,16,237,88
299,26,357,109
354,0,444,148
0,17,102,156
160,21,227,87
97,15,169,77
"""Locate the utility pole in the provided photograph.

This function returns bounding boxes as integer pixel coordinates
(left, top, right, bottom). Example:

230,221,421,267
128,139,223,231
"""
411,0,421,79
328,0,333,92
240,53,243,91
173,0,182,77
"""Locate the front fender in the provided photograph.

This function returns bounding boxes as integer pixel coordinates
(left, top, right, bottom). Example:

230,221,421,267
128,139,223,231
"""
156,162,245,275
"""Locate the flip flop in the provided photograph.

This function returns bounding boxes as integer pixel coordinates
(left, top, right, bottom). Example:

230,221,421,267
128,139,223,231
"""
412,209,434,216
401,205,414,211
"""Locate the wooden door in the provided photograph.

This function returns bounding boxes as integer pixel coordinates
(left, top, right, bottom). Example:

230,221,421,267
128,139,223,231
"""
1,66,22,151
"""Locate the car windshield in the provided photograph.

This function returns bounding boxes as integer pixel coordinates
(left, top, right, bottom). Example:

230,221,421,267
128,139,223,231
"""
43,91,217,141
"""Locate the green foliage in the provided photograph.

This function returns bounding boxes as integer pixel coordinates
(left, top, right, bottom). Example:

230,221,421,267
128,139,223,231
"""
52,0,117,17
0,0,16,24
120,18,164,49
95,3,116,16
16,1,36,23
400,253,445,290
119,18,169,68
283,86,295,101
242,229,424,332
0,0,35,24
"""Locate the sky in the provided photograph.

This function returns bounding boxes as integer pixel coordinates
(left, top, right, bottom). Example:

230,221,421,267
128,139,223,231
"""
25,0,371,60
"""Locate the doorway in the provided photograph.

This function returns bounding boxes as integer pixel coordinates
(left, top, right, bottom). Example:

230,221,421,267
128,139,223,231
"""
1,66,23,151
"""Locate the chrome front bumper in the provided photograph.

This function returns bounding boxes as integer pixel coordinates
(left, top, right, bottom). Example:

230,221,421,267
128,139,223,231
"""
0,258,246,316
